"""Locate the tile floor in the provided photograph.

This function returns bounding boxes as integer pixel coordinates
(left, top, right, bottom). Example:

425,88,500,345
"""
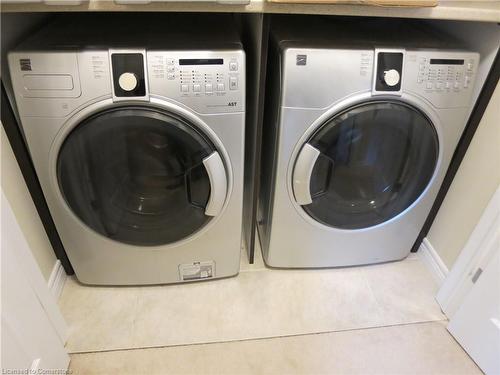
62,243,479,374
69,322,480,375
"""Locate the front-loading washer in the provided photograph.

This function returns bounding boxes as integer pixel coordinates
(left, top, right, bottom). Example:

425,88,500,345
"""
8,20,245,285
258,20,479,268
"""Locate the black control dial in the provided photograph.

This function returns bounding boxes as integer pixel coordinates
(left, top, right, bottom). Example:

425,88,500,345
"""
375,52,403,92
111,53,146,97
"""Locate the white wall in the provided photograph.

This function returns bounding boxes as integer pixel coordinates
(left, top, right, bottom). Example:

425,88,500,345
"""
1,14,58,282
427,81,500,269
1,126,57,281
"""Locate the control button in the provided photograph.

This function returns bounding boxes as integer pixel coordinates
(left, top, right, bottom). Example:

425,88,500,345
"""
436,82,442,89
426,82,433,90
167,66,175,72
167,73,175,80
118,72,138,92
229,77,238,90
454,82,460,89
419,64,425,71
467,63,473,70
464,77,470,88
181,84,189,93
229,62,238,71
193,84,201,92
445,82,450,89
383,69,400,87
205,83,213,93
166,58,175,65
217,83,225,91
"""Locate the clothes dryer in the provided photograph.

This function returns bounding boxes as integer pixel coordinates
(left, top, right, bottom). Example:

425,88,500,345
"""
258,20,478,268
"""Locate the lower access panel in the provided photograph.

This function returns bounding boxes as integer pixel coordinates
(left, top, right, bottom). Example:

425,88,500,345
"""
179,261,215,281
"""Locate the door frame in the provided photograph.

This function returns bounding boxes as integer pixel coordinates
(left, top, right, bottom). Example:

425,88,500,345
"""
436,185,500,317
290,99,440,230
286,93,444,233
46,97,233,249
1,190,69,346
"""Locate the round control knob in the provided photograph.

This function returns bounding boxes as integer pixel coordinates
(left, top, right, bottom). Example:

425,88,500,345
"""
383,69,400,87
118,72,138,92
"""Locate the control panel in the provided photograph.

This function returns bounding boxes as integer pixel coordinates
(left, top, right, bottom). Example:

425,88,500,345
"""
148,50,245,114
404,50,480,109
416,57,475,91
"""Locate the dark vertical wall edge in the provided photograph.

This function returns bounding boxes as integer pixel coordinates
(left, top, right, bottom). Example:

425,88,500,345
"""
1,81,74,275
411,47,500,252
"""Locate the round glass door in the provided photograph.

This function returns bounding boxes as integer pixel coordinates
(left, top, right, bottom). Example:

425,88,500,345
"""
293,101,438,230
57,106,221,246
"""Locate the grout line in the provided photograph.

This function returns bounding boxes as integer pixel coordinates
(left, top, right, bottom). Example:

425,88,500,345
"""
68,318,448,356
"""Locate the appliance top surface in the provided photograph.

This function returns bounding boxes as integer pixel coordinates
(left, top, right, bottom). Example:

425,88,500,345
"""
14,14,242,52
271,16,467,52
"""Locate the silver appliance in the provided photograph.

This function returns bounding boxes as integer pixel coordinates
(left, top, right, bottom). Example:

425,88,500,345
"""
258,21,479,268
9,22,245,285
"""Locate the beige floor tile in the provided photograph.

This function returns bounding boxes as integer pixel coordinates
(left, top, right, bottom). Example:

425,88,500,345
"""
59,278,140,352
131,266,383,349
69,321,481,375
60,246,445,353
361,259,446,325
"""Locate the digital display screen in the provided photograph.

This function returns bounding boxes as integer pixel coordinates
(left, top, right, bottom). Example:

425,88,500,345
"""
430,59,465,65
179,59,223,66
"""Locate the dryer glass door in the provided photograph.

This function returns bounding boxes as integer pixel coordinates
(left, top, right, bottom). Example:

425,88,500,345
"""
57,107,226,246
293,101,438,230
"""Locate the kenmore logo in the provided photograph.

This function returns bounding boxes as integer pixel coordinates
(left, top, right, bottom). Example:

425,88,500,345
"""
296,54,307,66
20,58,32,71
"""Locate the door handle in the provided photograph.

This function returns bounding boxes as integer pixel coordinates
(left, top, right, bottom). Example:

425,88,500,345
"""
202,151,228,216
293,143,321,205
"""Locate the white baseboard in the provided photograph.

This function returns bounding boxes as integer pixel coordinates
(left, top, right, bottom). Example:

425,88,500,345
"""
47,260,67,300
418,238,449,286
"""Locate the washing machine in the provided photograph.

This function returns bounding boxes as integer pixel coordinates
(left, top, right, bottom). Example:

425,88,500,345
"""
258,20,479,268
8,19,245,285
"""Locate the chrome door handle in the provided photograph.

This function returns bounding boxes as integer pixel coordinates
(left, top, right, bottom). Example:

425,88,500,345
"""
293,143,321,205
202,151,228,216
